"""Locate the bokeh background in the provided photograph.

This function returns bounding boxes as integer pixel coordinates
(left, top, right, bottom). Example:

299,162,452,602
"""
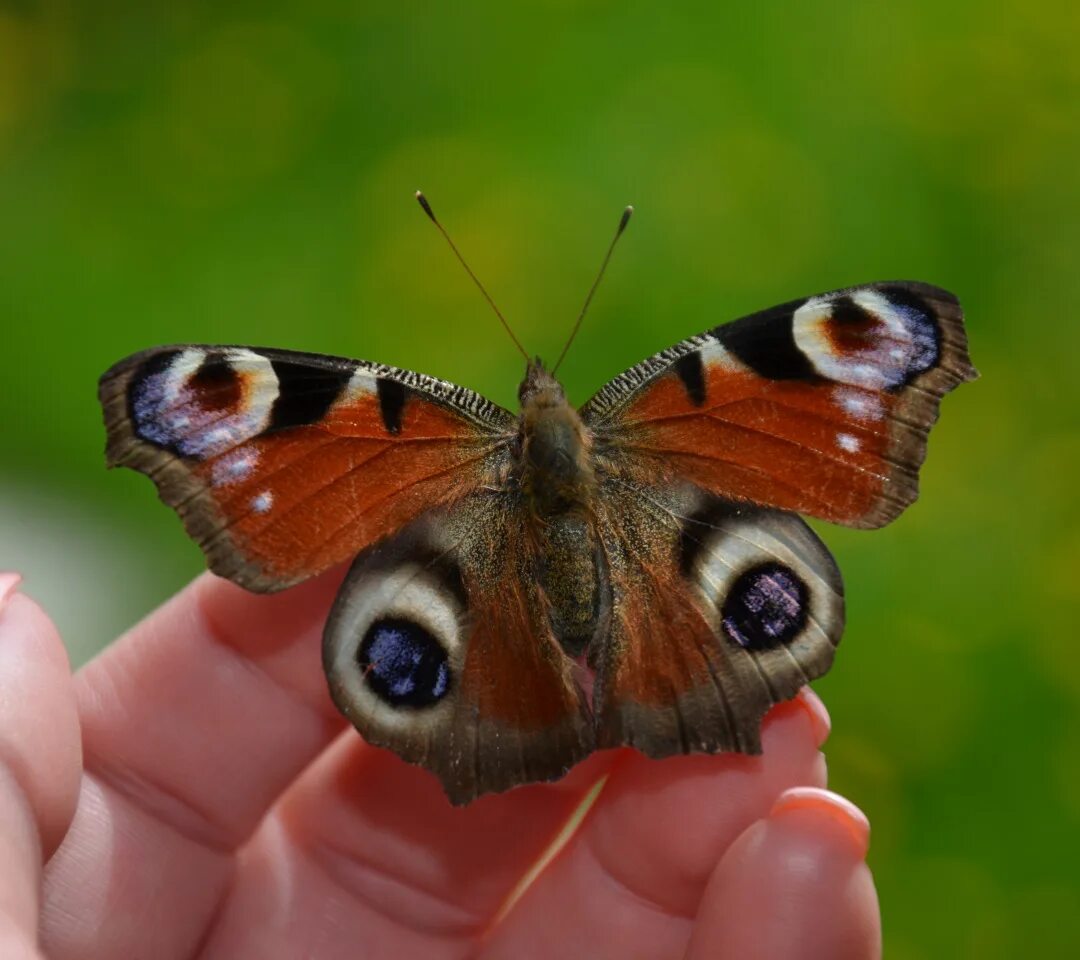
2,2,1077,956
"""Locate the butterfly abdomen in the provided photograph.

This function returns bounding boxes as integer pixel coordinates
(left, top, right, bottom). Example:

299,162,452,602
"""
536,514,607,658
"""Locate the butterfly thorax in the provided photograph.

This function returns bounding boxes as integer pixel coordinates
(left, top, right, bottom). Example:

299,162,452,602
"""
516,359,597,519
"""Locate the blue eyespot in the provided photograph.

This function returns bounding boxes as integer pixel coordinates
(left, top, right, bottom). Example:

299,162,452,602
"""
359,617,451,708
721,563,807,650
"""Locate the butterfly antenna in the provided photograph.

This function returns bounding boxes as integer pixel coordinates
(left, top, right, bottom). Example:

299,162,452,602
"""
415,191,530,362
551,204,633,376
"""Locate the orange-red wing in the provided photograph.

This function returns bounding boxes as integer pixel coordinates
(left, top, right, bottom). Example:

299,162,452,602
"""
582,282,976,529
100,346,515,591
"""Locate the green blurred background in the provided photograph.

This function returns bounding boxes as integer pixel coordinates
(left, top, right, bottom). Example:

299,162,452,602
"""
1,1,1077,956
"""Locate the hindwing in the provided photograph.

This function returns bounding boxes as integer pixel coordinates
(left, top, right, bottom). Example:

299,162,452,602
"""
591,481,844,757
323,494,593,804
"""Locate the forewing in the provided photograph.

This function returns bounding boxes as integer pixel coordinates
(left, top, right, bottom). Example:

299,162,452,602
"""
99,346,515,591
323,494,593,804
582,282,976,528
592,480,844,756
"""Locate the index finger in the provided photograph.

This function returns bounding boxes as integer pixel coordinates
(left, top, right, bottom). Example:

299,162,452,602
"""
42,570,349,960
75,569,349,847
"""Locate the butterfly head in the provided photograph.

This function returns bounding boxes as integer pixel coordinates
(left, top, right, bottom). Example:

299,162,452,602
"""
517,356,566,410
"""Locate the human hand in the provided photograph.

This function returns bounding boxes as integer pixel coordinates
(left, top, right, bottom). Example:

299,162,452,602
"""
1,569,880,959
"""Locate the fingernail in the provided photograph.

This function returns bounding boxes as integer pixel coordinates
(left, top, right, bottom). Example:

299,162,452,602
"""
0,572,22,612
793,686,831,747
770,786,870,858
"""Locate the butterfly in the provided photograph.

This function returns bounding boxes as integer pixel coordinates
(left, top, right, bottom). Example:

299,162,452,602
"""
98,201,976,804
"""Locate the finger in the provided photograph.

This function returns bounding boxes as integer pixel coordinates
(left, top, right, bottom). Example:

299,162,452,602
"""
196,737,619,959
75,570,347,845
685,787,879,960
582,689,832,916
480,692,829,959
41,570,348,960
0,574,81,957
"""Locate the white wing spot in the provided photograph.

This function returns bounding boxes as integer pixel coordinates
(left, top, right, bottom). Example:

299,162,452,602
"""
837,432,861,453
251,491,274,514
699,338,736,370
344,367,379,399
836,388,883,422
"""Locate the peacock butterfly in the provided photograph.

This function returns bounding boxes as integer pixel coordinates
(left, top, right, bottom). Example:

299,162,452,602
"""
99,198,976,803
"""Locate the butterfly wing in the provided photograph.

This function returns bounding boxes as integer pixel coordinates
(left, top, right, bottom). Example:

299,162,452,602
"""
591,480,844,756
581,282,976,528
99,346,515,591
323,492,593,804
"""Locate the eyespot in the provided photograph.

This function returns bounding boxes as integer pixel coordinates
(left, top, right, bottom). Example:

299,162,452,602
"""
130,348,278,458
679,506,843,660
720,562,808,650
359,617,451,708
324,560,465,733
792,289,941,390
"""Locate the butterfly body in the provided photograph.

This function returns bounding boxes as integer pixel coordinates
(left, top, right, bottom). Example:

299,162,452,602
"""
100,280,976,803
513,359,610,658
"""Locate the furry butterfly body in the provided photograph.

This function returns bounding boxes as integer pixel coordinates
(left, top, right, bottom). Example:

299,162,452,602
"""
100,280,975,803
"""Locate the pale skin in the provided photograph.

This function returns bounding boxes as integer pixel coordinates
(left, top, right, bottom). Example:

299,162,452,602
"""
0,569,881,959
